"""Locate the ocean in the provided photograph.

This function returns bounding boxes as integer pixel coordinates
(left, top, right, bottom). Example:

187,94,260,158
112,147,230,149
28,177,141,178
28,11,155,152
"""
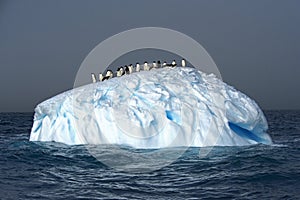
0,111,299,199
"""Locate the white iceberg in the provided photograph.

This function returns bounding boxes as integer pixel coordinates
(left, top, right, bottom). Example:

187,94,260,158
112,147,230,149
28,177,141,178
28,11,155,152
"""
29,67,272,148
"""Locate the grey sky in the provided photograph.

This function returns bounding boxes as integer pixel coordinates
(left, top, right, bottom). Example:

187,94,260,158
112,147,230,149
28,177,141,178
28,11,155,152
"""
0,0,299,112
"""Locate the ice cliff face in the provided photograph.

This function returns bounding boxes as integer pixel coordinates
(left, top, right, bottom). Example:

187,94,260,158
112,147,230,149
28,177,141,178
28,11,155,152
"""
29,67,272,148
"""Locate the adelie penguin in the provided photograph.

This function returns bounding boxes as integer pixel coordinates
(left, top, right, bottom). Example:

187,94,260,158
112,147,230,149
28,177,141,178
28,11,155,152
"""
91,73,97,83
144,61,150,71
171,60,177,67
99,73,104,82
181,59,186,67
120,67,125,76
157,60,161,68
136,63,140,72
128,64,134,74
152,61,157,68
165,61,173,67
116,67,124,77
102,70,114,81
163,61,167,67
124,65,130,75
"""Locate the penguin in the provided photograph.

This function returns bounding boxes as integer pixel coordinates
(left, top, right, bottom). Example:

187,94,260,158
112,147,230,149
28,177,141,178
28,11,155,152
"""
91,73,97,83
144,61,150,71
164,61,173,67
136,63,140,72
102,70,113,81
171,60,177,67
120,67,125,76
124,65,130,75
152,61,157,69
129,64,134,74
162,61,167,67
99,73,104,82
107,70,113,78
116,67,123,77
157,60,161,68
181,59,186,67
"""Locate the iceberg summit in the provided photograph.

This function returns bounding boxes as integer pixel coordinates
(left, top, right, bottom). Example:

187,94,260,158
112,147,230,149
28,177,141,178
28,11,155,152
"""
30,67,272,148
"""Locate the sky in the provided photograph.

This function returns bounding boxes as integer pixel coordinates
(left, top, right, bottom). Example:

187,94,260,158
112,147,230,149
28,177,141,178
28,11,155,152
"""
0,0,300,112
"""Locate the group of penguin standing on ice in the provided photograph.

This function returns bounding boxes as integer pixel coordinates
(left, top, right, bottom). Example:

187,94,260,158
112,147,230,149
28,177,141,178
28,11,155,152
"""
91,59,186,83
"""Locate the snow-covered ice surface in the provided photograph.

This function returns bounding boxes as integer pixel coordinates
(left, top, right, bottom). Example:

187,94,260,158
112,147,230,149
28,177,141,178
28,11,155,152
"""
30,67,272,148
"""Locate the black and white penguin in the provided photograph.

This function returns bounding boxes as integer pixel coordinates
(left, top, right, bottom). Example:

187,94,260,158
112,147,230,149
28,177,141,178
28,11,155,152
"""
129,64,134,74
91,73,97,83
164,61,173,67
171,60,177,67
102,70,114,81
120,67,125,76
99,73,104,82
152,61,157,69
124,65,130,75
181,59,186,67
162,61,167,67
157,60,161,68
116,67,123,77
136,63,140,72
108,70,113,76
144,61,150,71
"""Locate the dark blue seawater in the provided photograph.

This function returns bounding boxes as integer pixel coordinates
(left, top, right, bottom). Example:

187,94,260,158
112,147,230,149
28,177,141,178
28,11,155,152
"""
0,111,299,199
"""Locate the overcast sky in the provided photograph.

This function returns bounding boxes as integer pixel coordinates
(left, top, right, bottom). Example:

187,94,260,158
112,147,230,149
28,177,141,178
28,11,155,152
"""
0,0,299,112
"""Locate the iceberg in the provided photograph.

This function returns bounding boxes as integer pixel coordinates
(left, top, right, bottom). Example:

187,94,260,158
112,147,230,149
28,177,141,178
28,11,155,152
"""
29,67,272,148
